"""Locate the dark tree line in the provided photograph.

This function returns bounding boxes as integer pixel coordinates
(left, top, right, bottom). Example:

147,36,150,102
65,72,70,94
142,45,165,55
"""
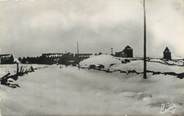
58,53,78,66
18,53,79,65
0,55,14,64
18,56,58,64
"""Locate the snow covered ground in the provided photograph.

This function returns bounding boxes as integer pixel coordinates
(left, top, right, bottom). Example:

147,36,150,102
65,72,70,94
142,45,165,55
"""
0,55,184,116
0,66,183,115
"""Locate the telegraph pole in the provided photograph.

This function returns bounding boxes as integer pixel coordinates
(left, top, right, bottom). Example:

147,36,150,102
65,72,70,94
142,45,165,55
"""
143,0,147,79
77,41,80,69
111,48,113,56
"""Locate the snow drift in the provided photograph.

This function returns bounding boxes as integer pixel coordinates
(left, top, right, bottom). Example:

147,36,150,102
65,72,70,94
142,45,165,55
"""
80,55,121,69
80,55,184,74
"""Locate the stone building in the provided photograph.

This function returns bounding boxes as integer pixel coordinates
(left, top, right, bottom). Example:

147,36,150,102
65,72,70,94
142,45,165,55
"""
0,54,14,64
163,47,172,60
115,45,133,58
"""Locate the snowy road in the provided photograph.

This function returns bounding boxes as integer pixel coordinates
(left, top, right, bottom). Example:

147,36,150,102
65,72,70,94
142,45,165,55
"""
1,65,184,116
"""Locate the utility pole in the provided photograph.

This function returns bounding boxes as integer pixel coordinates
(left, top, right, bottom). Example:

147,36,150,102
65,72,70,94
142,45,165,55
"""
77,41,80,69
111,48,113,56
16,62,19,75
143,0,147,79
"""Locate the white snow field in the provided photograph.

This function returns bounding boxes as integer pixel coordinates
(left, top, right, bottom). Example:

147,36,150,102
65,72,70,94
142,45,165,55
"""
0,55,184,116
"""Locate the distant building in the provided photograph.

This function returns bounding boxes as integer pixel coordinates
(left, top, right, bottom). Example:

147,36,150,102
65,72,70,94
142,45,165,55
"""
42,53,63,58
75,53,92,60
163,47,172,60
115,45,133,58
58,52,75,65
41,53,64,63
57,52,92,65
0,54,14,64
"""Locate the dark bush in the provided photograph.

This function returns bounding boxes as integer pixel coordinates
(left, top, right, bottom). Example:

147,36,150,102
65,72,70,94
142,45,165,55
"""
121,60,126,63
97,64,105,70
88,65,96,69
125,59,130,63
110,63,116,67
178,73,184,79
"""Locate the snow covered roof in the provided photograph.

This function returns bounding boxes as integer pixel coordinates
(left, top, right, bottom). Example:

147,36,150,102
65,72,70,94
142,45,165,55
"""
0,54,12,57
124,45,132,50
164,47,171,53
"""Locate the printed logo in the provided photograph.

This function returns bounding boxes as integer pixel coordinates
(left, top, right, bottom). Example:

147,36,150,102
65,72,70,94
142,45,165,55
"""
160,103,176,114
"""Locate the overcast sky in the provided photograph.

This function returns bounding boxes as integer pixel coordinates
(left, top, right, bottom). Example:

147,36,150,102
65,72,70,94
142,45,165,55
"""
0,0,184,58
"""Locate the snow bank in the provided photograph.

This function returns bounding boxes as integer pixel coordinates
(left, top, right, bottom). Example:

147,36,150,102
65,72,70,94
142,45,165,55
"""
0,64,47,77
80,55,121,68
0,65,16,77
112,60,143,72
148,62,184,73
112,60,184,73
80,55,184,74
150,58,164,63
150,58,184,66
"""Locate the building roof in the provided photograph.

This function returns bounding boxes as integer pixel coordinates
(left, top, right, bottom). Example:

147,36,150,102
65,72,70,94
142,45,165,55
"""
0,54,12,57
124,45,133,51
164,47,171,53
77,53,93,55
42,53,63,56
